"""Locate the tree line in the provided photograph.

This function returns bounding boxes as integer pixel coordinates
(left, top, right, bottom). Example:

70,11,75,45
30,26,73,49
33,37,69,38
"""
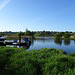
0,29,75,38
54,32,72,39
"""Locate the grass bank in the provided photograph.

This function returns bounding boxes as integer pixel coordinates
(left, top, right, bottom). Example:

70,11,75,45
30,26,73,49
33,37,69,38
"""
0,47,75,75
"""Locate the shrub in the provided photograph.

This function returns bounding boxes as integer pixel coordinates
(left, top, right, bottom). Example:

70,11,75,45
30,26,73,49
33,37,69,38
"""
54,33,62,39
0,47,75,75
64,33,71,38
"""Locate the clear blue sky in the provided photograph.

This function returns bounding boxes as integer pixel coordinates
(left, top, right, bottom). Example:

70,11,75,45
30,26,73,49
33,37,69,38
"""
0,0,75,32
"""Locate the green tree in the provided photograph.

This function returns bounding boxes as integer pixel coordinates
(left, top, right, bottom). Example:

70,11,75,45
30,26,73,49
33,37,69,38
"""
64,33,71,38
25,29,31,36
54,33,62,39
0,33,5,36
42,30,46,35
34,33,40,36
74,34,75,38
12,33,19,36
21,32,25,36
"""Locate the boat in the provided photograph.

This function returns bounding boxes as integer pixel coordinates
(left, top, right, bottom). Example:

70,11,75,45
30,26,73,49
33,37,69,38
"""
17,37,31,45
0,36,6,41
22,37,31,45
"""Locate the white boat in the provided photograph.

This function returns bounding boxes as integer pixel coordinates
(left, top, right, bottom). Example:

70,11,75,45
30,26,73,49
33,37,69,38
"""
0,36,6,41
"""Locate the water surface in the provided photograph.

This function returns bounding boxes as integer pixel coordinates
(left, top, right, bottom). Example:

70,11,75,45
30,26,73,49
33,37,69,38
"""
6,37,75,54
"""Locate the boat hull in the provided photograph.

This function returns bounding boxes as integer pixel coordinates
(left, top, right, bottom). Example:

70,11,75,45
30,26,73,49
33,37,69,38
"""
0,39,6,41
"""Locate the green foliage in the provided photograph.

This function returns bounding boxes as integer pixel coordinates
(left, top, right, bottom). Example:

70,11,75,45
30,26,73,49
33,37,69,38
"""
12,33,19,36
25,29,31,36
64,33,71,38
74,34,75,38
54,33,62,39
12,32,25,36
34,33,40,36
0,32,13,36
34,30,51,36
20,32,25,36
25,29,34,37
0,33,5,36
1,47,75,75
0,47,24,75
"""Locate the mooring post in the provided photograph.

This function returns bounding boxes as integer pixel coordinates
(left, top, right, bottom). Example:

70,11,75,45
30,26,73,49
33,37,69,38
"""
19,31,21,46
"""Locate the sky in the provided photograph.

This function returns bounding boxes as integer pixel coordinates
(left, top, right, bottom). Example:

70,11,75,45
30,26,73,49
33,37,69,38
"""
0,0,75,32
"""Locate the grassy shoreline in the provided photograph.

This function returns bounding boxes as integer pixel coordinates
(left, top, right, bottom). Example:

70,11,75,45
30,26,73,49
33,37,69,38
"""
1,47,75,75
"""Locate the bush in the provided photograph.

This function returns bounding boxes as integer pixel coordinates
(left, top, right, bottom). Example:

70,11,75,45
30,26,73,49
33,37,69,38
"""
64,33,71,38
54,33,62,39
0,47,75,75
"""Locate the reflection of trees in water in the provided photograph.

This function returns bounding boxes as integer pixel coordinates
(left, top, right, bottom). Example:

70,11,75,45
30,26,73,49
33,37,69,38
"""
33,39,46,43
34,39,54,43
64,40,70,45
31,40,34,46
54,38,62,45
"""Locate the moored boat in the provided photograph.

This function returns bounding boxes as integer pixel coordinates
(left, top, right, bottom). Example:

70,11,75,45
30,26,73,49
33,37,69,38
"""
17,37,31,45
0,36,6,41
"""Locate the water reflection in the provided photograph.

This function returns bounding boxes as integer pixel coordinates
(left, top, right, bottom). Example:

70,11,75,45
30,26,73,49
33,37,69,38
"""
0,42,6,46
0,37,75,54
20,45,30,49
7,44,31,49
74,40,75,44
34,38,54,43
64,40,70,46
35,37,54,39
54,39,62,45
31,40,34,46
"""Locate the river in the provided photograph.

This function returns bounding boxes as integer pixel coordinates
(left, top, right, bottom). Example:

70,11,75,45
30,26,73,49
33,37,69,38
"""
6,37,75,54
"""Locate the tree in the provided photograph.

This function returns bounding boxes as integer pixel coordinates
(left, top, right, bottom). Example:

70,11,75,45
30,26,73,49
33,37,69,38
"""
0,33,5,36
25,29,32,36
54,33,62,39
20,32,25,36
41,30,46,36
64,33,71,38
74,34,75,38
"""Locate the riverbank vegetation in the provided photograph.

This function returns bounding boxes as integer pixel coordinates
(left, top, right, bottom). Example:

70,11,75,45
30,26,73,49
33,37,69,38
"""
0,29,75,40
1,47,75,75
54,32,75,40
